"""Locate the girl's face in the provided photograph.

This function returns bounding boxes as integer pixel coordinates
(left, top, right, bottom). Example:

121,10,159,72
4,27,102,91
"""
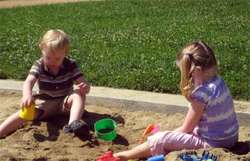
42,48,66,70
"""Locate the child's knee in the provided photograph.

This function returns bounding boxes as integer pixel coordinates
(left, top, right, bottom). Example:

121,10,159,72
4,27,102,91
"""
72,88,87,99
71,92,85,103
64,93,85,110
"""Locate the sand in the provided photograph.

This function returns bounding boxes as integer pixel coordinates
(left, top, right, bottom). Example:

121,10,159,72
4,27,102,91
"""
0,90,249,161
1,0,250,160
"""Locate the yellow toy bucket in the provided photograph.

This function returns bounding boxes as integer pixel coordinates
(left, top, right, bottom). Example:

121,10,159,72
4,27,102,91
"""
19,103,36,121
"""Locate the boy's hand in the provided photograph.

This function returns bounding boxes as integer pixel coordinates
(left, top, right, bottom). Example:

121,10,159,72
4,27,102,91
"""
21,74,37,107
77,82,90,96
20,94,34,108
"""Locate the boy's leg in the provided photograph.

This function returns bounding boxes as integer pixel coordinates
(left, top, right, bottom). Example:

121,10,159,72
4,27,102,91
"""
0,111,26,138
33,96,65,120
64,91,85,124
62,91,88,133
114,142,151,161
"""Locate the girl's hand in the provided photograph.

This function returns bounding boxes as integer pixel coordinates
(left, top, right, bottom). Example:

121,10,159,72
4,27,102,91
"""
77,82,90,96
20,94,34,108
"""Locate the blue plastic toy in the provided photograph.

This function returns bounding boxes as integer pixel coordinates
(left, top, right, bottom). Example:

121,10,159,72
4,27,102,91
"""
201,151,217,161
147,154,165,161
179,151,200,161
179,150,217,161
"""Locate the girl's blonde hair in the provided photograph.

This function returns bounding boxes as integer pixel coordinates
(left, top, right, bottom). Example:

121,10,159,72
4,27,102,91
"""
176,41,218,99
39,29,70,54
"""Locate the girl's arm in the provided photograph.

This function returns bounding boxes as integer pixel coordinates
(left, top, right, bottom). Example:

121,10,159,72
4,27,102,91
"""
174,100,205,133
21,74,37,107
75,76,90,96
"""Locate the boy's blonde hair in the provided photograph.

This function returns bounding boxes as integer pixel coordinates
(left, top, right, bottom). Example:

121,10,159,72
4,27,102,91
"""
39,29,70,54
176,41,218,99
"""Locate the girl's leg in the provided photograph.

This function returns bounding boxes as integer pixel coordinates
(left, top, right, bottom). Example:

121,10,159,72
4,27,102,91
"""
0,111,26,138
65,92,85,124
114,142,152,161
147,131,210,156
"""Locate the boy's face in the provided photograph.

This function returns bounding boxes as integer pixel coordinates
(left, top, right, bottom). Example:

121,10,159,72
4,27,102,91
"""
42,48,66,70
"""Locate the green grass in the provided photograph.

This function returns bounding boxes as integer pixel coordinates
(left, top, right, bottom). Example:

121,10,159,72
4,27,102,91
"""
0,0,249,100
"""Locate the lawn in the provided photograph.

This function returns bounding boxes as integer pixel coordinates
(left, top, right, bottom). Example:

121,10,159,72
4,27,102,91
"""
0,0,249,100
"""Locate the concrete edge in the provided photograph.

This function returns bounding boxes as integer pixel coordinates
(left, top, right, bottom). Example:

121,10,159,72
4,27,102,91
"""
0,0,101,9
87,96,188,114
0,79,249,116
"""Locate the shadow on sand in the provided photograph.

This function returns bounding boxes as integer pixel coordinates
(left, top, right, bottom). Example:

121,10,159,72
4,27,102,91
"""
32,110,128,146
229,141,250,155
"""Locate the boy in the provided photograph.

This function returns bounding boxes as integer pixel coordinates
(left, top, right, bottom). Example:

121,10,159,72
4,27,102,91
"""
0,29,90,138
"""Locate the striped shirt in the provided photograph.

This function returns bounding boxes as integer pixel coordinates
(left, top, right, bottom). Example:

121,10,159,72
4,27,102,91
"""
29,57,83,99
191,76,239,147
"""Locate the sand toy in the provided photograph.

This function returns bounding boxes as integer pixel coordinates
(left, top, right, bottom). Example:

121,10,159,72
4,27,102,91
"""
19,103,36,121
96,151,120,161
179,150,217,161
147,154,165,161
95,118,117,141
140,124,160,143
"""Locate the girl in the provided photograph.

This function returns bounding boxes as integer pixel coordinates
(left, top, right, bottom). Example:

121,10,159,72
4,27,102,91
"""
112,41,239,160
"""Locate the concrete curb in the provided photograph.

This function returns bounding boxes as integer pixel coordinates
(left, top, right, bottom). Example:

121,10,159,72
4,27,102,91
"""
0,79,249,115
0,80,189,114
0,0,100,9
